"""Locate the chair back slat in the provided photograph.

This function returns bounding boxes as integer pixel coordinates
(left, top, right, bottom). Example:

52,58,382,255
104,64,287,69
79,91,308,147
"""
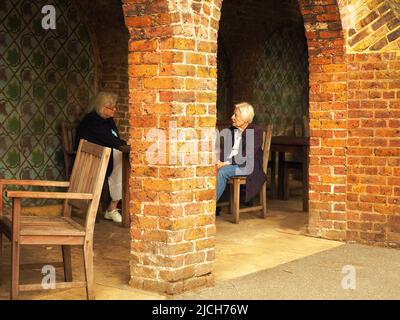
61,122,77,179
262,125,273,174
67,140,110,231
61,122,76,154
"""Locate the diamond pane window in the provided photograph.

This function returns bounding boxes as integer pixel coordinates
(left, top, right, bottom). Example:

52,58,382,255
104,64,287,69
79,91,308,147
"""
252,26,309,136
0,0,96,207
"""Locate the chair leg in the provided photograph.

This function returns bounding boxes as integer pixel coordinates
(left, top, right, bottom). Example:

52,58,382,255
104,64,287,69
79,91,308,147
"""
233,181,240,224
11,240,20,300
62,245,73,282
261,183,267,218
270,153,276,199
83,242,95,300
229,184,234,215
283,165,290,200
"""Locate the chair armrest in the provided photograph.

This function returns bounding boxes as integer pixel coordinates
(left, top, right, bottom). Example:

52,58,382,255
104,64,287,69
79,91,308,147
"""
0,179,70,188
6,191,93,200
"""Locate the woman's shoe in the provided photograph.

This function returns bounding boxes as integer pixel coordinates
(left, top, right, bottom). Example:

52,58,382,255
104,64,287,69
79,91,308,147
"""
104,209,122,223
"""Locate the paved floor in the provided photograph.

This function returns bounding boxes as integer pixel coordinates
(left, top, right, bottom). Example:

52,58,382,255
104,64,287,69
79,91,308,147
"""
2,190,387,300
176,243,400,300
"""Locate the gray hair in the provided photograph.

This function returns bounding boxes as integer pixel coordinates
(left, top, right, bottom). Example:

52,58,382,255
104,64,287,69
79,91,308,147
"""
90,91,118,117
235,102,255,123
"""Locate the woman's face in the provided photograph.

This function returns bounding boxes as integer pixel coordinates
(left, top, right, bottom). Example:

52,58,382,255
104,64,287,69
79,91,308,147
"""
231,108,247,129
102,102,117,119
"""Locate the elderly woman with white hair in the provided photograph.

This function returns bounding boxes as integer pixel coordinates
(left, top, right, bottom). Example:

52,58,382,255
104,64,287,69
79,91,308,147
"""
216,102,267,210
75,91,127,223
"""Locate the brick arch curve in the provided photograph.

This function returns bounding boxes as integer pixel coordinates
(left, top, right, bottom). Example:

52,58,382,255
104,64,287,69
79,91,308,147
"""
123,0,348,294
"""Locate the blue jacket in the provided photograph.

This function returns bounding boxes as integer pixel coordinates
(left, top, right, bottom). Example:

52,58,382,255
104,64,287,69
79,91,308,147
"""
75,111,126,177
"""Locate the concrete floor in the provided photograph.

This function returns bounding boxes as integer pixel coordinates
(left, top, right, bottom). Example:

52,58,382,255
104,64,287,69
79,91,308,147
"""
177,243,400,300
0,194,343,300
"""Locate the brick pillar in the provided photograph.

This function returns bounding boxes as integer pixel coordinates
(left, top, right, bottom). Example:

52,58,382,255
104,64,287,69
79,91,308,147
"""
123,0,221,295
299,1,348,241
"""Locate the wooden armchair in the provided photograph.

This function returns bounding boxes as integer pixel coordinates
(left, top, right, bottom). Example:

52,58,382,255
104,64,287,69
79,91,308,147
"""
228,125,273,223
0,140,111,300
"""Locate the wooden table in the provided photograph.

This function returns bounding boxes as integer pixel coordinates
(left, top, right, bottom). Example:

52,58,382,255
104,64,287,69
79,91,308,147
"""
270,136,309,212
119,145,131,228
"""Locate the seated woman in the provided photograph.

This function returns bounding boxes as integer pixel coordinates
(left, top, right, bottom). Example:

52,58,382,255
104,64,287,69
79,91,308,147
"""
217,102,267,205
75,91,127,223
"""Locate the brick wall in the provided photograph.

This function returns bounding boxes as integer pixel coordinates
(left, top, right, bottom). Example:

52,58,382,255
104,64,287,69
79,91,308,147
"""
331,0,400,246
339,0,400,52
120,0,400,295
300,0,348,241
123,0,220,295
75,0,130,139
346,53,400,245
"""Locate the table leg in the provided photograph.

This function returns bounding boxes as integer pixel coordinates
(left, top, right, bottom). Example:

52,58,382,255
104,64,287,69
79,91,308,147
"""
122,151,130,228
278,152,285,200
302,146,309,212
270,151,276,199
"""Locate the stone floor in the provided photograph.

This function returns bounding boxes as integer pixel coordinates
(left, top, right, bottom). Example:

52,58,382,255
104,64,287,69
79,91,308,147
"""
177,243,400,300
0,193,343,300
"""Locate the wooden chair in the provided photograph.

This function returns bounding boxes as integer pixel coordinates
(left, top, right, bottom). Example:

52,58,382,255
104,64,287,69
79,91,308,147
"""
0,140,111,300
61,122,77,179
283,116,309,199
228,125,273,224
62,122,109,215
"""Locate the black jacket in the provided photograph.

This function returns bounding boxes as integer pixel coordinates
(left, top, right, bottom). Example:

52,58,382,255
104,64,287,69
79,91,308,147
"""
75,111,127,177
220,123,267,202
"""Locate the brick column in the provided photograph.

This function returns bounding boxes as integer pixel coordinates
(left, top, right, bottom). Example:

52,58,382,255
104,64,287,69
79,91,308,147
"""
299,1,348,240
123,0,221,295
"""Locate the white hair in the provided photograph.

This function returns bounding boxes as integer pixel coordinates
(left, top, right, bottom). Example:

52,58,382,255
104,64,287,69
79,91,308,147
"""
91,91,118,117
235,102,255,123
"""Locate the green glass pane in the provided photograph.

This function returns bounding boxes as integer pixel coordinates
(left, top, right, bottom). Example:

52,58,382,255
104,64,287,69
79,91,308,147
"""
31,115,45,134
56,21,68,38
77,25,89,41
6,48,20,66
55,53,68,70
6,82,20,100
6,149,20,168
6,14,20,33
30,148,44,167
32,51,45,68
78,56,89,73
7,115,20,134
33,83,46,100
32,19,44,35
55,86,67,102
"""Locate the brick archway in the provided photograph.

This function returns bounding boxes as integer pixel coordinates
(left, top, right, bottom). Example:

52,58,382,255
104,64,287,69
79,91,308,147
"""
297,1,347,240
122,0,400,294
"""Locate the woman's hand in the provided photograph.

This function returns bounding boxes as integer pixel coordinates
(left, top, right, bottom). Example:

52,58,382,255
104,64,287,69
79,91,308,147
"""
217,160,230,169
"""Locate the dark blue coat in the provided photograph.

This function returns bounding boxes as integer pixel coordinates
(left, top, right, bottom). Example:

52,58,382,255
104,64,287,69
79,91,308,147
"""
75,111,126,177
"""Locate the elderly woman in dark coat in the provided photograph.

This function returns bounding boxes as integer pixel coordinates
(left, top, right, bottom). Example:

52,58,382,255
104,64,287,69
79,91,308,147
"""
217,102,267,205
75,91,127,223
